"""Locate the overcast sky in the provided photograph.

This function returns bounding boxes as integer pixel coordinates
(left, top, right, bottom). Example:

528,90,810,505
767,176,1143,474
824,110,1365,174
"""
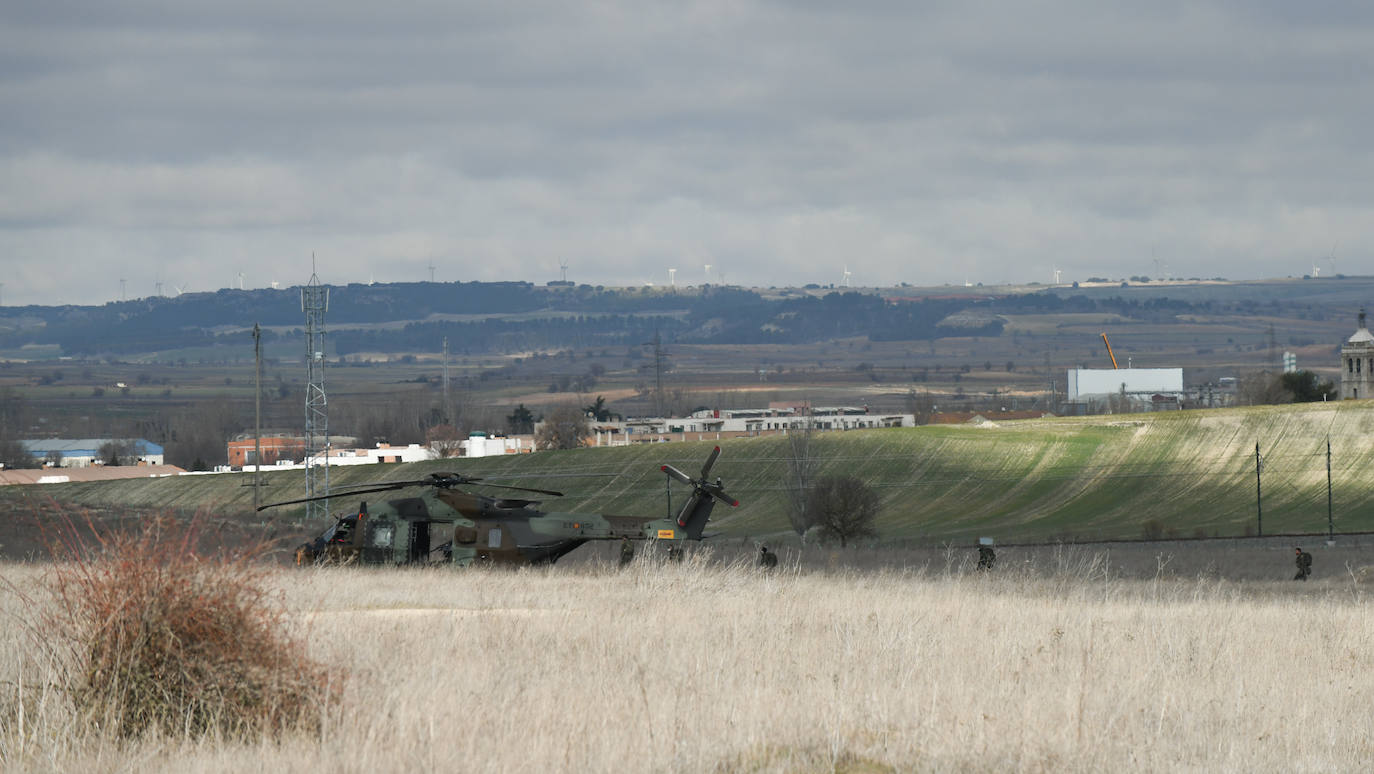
2,1,1372,306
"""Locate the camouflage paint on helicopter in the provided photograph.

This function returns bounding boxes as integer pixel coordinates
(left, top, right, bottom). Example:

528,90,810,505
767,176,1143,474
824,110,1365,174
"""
267,447,738,567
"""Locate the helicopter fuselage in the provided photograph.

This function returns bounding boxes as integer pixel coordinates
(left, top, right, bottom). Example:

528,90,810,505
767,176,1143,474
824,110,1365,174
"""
295,489,691,567
285,446,735,568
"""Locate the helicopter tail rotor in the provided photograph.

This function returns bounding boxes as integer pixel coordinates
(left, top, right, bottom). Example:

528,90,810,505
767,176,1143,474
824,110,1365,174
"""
661,446,738,539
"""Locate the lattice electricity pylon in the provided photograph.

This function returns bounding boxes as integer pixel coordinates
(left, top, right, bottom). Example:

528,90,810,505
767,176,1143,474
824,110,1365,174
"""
302,267,330,522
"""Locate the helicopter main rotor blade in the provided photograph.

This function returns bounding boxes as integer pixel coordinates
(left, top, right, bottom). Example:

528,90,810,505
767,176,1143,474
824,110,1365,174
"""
488,472,620,479
255,482,408,512
700,446,721,479
326,477,445,492
470,482,564,497
661,464,694,486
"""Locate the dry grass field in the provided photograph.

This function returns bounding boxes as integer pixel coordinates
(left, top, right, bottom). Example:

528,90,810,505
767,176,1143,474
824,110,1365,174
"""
3,544,1373,773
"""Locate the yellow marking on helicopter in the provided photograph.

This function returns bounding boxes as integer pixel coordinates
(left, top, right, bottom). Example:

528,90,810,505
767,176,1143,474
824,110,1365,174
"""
658,529,675,539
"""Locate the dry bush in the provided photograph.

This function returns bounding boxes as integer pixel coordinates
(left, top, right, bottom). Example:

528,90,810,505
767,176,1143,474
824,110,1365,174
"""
38,515,338,739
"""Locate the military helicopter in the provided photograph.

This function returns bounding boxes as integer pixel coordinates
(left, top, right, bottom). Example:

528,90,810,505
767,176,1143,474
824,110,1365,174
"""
259,446,738,567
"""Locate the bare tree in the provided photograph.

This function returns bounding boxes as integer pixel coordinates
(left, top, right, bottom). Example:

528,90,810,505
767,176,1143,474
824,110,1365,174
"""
334,393,439,447
783,413,818,535
151,401,246,470
0,387,34,469
904,389,935,425
0,438,34,469
441,385,475,436
425,424,464,458
1237,371,1293,406
98,439,141,466
807,474,880,548
534,406,590,450
665,388,694,418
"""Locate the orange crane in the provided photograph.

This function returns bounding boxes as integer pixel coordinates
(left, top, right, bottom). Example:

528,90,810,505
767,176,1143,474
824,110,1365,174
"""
1100,333,1119,369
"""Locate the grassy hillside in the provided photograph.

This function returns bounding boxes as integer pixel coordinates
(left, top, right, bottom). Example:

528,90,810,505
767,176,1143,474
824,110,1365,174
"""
7,401,1374,544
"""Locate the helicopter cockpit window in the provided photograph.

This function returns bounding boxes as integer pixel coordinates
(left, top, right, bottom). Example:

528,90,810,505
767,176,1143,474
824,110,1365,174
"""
487,528,502,548
370,523,395,548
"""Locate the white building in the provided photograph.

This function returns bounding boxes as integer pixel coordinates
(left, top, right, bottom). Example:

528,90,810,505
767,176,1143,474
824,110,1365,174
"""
321,443,436,466
571,405,915,446
244,443,438,472
460,432,529,457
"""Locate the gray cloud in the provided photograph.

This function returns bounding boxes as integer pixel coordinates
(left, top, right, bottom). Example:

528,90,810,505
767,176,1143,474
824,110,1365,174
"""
1,1,1371,305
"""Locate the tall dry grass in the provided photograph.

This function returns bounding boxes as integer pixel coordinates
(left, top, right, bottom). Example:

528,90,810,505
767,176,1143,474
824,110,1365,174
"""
2,546,1372,772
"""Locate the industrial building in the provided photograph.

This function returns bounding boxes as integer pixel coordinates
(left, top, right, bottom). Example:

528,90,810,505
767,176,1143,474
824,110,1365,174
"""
19,438,164,467
1064,367,1185,412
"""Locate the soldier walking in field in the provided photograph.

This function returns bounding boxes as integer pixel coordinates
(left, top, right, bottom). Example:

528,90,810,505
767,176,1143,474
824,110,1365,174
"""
978,544,996,571
1294,547,1313,581
619,536,634,567
977,538,996,571
758,545,778,569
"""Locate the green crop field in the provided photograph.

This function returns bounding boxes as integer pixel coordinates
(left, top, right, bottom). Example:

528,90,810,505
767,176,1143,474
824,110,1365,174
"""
8,401,1374,547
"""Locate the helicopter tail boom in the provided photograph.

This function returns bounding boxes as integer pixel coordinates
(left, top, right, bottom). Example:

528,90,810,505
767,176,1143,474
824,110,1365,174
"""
675,494,716,540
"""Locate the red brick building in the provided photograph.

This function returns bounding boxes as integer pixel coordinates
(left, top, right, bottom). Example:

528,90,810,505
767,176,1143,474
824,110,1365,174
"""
226,436,306,467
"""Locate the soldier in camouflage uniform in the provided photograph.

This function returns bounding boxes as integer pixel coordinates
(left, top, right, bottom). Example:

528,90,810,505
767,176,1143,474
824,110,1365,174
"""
1294,547,1312,581
619,536,634,567
977,543,996,571
758,545,778,569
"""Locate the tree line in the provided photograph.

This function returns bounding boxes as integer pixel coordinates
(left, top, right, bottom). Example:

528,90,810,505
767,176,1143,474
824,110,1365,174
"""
5,282,1275,358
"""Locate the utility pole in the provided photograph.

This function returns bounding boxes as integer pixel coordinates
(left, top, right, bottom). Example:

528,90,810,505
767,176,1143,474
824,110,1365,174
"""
442,336,450,422
1255,442,1262,537
253,322,263,511
1327,437,1334,541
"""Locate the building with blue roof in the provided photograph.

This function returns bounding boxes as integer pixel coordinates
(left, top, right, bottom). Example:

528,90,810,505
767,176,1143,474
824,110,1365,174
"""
20,438,165,468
